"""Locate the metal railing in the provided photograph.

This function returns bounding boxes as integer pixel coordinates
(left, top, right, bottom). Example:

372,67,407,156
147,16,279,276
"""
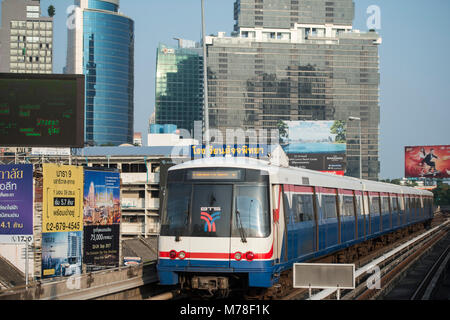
0,261,157,300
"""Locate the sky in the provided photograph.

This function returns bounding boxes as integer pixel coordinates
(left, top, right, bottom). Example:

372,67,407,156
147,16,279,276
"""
4,0,449,179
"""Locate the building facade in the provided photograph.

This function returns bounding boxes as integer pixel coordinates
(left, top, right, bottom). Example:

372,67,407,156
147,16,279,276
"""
204,0,381,180
0,0,53,73
155,41,204,135
66,0,134,146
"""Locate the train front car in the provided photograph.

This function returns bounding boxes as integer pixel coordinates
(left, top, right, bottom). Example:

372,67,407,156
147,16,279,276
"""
157,159,276,296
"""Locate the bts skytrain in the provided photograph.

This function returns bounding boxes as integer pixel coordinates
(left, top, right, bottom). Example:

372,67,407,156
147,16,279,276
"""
157,157,434,296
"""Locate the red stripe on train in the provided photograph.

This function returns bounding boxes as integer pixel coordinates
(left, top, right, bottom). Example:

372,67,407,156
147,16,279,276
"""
159,244,274,260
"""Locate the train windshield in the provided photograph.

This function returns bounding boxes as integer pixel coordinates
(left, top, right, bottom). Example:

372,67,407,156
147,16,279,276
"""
232,185,269,238
160,168,270,238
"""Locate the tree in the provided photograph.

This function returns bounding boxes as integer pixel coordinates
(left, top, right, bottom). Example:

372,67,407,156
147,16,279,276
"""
48,5,55,18
277,120,288,144
330,120,346,143
432,182,450,205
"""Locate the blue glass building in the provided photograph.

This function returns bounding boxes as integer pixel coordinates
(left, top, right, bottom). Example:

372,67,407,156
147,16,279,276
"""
66,0,134,146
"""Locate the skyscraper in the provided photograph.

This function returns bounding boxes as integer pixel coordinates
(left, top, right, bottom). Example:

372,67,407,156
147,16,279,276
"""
155,41,204,135
66,0,134,146
0,0,53,74
205,0,381,180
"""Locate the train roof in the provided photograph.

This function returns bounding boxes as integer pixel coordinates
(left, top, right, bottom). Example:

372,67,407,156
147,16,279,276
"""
170,157,433,197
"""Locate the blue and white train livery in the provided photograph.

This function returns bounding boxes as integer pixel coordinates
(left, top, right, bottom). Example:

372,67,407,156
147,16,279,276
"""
157,157,434,295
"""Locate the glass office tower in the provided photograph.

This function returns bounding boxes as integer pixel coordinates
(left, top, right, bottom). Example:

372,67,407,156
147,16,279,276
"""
204,0,381,180
66,0,134,146
155,42,203,135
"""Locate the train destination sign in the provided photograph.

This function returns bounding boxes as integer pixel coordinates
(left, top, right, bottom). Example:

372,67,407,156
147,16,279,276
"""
188,170,242,180
0,73,85,147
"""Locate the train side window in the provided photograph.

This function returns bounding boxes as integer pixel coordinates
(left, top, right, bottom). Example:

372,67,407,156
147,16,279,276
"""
342,196,355,217
292,194,314,222
283,191,294,224
322,195,337,219
370,196,380,215
381,197,389,214
391,196,399,212
399,196,405,213
355,194,362,215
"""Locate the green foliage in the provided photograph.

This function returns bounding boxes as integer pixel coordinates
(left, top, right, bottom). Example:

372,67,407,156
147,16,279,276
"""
277,120,288,143
330,120,346,143
48,5,55,17
432,182,450,205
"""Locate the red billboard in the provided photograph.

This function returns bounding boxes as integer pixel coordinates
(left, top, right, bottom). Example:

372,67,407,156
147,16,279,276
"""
405,145,450,178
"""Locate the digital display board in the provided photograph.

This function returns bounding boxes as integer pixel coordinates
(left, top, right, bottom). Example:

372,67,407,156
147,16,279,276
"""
188,170,242,180
0,73,85,147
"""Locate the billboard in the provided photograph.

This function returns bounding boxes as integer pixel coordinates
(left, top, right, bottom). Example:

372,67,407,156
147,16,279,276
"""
405,145,450,178
0,73,85,147
0,164,34,243
42,164,84,233
280,121,347,174
191,144,268,159
42,231,83,278
83,169,121,271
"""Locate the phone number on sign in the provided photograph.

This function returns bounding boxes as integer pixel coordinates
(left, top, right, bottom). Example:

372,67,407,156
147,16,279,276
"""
45,222,80,232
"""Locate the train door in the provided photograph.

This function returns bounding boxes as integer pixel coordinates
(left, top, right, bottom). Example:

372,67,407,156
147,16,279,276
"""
363,191,370,236
318,187,339,249
355,191,365,240
398,194,406,227
411,196,417,223
404,195,410,225
419,196,424,220
189,184,233,268
380,193,390,232
269,184,285,265
340,189,355,244
391,194,399,229
369,192,381,235
291,186,316,258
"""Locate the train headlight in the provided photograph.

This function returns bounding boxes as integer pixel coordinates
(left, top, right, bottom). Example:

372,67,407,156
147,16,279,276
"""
178,251,186,260
246,251,255,261
234,252,242,261
169,250,177,260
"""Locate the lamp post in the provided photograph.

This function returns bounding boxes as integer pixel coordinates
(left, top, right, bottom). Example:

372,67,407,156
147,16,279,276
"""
201,0,210,157
348,117,362,179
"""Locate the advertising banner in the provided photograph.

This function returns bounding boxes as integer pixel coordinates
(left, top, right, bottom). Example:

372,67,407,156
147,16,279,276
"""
83,169,121,271
280,121,347,172
42,164,83,233
191,144,268,159
0,164,34,244
42,231,82,278
83,225,120,271
405,145,450,178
